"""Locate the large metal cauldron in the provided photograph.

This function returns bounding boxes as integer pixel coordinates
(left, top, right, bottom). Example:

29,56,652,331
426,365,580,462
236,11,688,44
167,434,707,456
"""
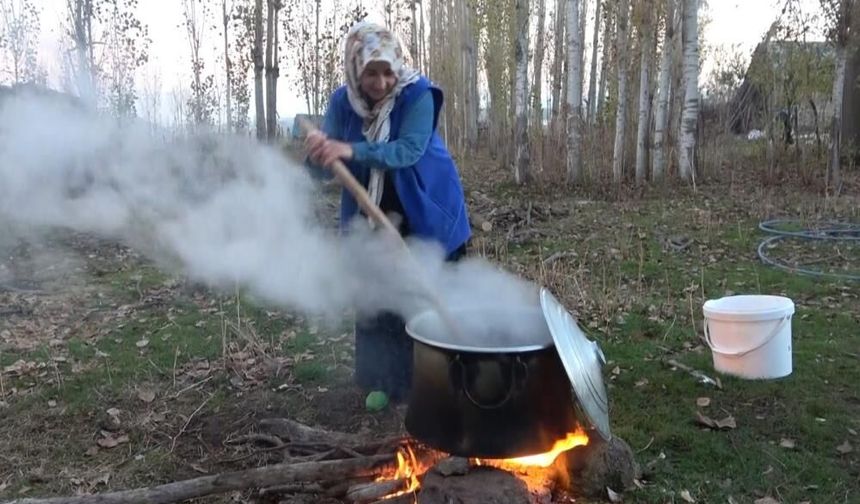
403,301,606,459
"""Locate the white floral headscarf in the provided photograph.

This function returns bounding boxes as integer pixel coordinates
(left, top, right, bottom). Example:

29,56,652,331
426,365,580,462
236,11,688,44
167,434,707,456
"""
343,22,420,209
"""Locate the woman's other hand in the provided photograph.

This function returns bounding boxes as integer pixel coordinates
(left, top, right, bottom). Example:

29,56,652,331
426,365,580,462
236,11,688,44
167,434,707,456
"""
305,130,328,165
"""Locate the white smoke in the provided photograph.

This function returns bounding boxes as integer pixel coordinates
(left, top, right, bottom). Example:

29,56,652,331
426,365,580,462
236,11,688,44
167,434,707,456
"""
0,91,542,345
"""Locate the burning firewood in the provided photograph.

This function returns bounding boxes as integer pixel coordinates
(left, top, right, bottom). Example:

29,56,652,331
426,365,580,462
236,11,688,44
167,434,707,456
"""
345,478,410,503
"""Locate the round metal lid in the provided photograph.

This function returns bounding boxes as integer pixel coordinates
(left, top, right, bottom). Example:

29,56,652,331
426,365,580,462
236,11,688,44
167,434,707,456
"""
539,288,612,441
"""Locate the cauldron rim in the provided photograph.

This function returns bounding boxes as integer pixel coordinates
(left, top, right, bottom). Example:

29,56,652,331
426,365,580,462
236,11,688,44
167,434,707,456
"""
405,306,553,353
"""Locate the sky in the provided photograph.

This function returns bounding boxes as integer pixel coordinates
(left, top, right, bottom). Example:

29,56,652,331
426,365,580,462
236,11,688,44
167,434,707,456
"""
29,0,822,123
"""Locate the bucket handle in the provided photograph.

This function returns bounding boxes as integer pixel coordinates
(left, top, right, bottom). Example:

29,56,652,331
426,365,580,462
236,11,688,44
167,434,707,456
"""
450,355,529,410
704,315,791,358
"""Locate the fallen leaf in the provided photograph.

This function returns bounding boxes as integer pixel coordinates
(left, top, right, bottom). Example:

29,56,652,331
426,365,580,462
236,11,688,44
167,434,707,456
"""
695,412,737,430
836,441,854,454
715,415,737,429
135,338,149,348
47,400,57,408
635,378,649,387
695,412,717,429
754,497,780,504
680,489,695,503
137,389,156,403
190,463,209,474
779,438,796,449
97,436,118,449
89,473,110,487
607,487,623,503
612,366,621,375
696,397,711,407
848,428,858,436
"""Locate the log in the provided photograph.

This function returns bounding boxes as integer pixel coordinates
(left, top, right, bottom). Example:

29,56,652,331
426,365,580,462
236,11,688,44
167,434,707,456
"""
259,418,363,446
345,478,409,503
5,454,395,504
470,211,493,232
258,418,405,452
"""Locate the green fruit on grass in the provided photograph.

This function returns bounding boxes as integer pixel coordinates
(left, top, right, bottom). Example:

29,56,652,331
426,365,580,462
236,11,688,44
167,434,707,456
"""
365,391,389,411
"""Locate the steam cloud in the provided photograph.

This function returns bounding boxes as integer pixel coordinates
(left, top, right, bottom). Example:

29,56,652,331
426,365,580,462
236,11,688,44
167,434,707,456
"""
0,91,542,346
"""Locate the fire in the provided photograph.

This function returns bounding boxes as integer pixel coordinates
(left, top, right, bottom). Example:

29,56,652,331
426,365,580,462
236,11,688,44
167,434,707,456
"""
374,429,589,500
484,429,591,469
376,445,422,501
392,446,421,493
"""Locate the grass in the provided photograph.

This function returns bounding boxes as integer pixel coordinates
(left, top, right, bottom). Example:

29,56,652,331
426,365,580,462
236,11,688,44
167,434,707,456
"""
1,171,859,503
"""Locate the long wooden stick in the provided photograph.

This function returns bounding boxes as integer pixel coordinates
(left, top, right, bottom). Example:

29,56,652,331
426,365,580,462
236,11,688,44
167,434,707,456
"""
4,455,395,504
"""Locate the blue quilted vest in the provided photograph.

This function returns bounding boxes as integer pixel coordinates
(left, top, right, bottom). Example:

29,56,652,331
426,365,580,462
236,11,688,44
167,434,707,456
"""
328,77,471,257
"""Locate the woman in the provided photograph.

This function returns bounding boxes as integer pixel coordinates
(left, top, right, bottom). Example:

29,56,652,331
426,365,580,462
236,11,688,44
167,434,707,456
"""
305,22,471,404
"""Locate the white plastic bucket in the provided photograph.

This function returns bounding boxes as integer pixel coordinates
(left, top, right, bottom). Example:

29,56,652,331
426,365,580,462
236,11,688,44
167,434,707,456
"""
702,295,795,379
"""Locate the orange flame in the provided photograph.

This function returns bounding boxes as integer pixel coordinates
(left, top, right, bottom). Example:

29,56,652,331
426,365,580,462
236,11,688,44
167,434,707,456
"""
376,445,422,501
501,429,590,468
375,429,589,500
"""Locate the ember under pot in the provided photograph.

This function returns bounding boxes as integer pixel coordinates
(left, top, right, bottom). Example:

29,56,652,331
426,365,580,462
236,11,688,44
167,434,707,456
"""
404,288,611,459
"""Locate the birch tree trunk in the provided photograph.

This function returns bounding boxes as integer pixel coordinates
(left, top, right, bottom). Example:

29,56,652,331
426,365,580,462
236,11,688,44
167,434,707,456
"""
611,0,630,182
668,0,684,168
550,2,566,125
596,1,612,121
264,0,277,141
586,0,602,122
579,0,587,94
634,6,654,184
532,0,547,126
268,1,279,140
464,0,479,147
677,0,699,182
514,0,531,184
827,0,852,192
253,0,266,140
566,0,583,182
313,0,321,117
829,45,847,191
223,0,232,132
411,0,420,68
651,0,676,180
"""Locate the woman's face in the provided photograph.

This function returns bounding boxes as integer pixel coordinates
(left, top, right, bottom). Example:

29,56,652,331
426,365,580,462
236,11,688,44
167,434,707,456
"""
359,61,397,103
